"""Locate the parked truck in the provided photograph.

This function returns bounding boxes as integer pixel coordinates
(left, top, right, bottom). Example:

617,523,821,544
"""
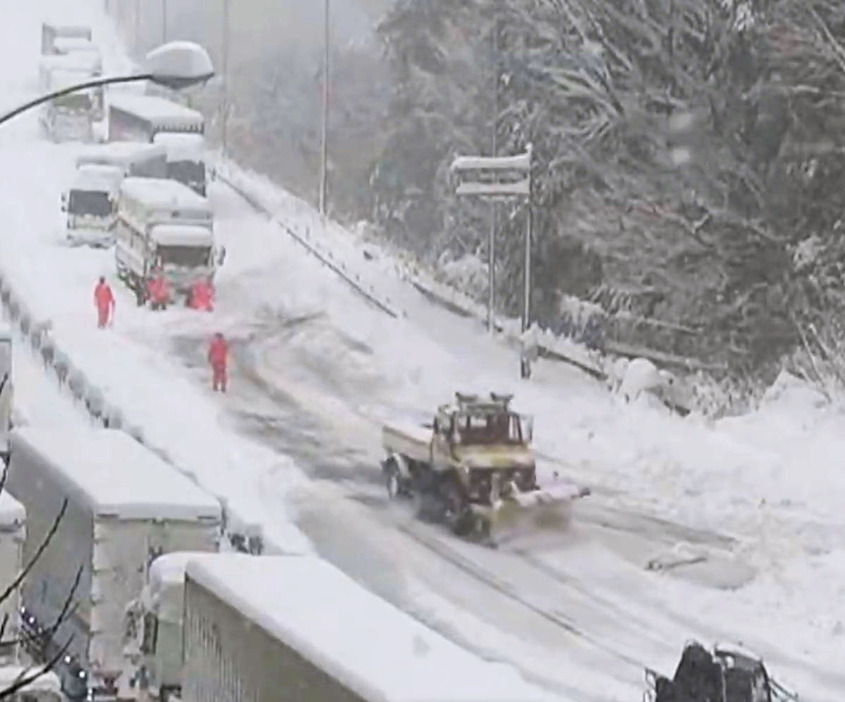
181,553,548,702
107,94,204,143
114,178,224,304
38,65,96,143
41,22,91,55
152,132,207,196
61,163,123,247
76,142,168,180
123,552,220,702
6,426,222,701
107,95,207,195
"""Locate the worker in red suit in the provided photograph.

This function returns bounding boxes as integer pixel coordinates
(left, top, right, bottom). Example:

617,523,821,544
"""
189,277,215,311
207,332,229,392
146,268,170,311
93,276,115,329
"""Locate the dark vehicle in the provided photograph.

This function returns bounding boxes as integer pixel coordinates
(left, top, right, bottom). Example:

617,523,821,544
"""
645,641,799,702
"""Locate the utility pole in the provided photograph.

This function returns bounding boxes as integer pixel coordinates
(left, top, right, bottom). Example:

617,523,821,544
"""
221,0,230,153
487,15,500,334
134,0,141,54
318,0,330,216
161,0,167,44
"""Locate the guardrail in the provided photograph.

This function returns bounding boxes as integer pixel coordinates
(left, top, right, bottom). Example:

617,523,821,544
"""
215,162,403,320
213,159,609,380
0,265,268,555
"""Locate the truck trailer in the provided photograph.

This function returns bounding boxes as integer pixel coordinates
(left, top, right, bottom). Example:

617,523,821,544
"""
107,95,204,143
181,554,548,702
124,551,220,701
6,426,221,700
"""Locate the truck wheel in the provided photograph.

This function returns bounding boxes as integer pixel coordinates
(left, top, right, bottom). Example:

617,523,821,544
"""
442,481,472,536
384,460,401,500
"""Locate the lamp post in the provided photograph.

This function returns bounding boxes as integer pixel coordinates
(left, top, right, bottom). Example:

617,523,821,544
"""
318,0,330,216
450,145,534,378
0,41,214,128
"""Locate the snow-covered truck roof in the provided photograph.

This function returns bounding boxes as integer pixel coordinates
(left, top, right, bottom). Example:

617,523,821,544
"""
150,224,213,247
54,37,100,55
0,492,25,530
9,427,221,522
120,177,209,211
152,132,205,162
76,141,167,169
40,51,102,75
72,164,123,193
109,94,204,132
186,554,550,702
42,22,91,40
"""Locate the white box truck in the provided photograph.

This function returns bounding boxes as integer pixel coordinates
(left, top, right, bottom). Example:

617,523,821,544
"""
61,164,123,248
181,554,549,702
124,552,220,702
6,426,221,701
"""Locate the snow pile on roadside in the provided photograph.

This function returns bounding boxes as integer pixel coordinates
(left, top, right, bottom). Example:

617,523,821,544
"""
215,159,604,376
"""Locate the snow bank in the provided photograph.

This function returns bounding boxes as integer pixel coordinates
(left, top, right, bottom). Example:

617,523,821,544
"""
187,554,556,702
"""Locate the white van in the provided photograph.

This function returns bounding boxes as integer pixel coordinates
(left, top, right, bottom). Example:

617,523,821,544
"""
62,164,123,247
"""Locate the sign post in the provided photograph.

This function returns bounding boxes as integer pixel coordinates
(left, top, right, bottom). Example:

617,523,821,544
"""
450,145,533,378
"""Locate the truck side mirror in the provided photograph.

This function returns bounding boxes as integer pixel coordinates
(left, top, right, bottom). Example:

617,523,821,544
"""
217,245,227,266
521,416,534,443
60,193,68,212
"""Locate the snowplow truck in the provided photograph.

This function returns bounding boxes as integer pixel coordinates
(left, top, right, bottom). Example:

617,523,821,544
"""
381,392,589,545
644,641,799,702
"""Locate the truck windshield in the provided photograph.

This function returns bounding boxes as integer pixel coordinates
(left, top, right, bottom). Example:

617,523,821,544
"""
68,190,111,217
453,413,523,445
168,160,205,186
158,245,212,268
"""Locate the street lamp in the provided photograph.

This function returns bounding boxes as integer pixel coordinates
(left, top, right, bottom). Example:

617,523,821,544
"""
0,41,214,128
450,145,534,378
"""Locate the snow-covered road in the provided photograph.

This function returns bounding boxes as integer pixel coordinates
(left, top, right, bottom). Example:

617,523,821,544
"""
1,1,844,699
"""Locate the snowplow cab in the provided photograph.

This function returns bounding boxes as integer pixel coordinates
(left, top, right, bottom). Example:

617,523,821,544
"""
432,392,537,502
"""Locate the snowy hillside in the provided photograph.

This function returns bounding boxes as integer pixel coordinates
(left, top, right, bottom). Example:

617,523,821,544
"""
0,1,842,700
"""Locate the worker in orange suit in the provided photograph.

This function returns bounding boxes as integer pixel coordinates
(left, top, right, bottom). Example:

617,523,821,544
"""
93,276,115,328
207,332,229,392
189,277,215,312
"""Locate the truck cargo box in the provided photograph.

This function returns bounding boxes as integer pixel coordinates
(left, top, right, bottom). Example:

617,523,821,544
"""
182,554,548,702
6,426,221,693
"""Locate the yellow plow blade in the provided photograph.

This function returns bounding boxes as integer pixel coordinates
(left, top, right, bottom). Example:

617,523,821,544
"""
484,482,590,545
